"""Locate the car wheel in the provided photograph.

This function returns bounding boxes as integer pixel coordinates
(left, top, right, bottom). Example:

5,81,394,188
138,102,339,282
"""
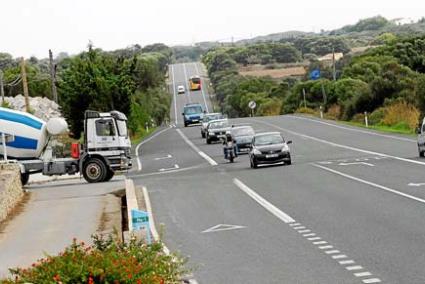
286,159,292,165
420,150,424,157
251,159,258,169
202,132,205,138
206,136,211,144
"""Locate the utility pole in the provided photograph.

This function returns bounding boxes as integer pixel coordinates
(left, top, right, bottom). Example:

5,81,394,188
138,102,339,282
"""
0,70,4,105
49,49,58,103
20,57,30,113
332,47,336,81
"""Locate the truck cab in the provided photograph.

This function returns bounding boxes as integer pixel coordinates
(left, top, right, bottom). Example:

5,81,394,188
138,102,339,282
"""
81,110,132,182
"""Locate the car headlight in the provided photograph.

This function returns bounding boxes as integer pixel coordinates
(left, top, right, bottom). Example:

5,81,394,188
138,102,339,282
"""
282,144,290,152
253,149,261,155
208,132,216,136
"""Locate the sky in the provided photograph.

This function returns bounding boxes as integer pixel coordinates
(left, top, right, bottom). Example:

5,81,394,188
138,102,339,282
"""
1,0,424,58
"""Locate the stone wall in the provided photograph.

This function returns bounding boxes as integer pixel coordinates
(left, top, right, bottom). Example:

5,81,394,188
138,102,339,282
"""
0,164,23,222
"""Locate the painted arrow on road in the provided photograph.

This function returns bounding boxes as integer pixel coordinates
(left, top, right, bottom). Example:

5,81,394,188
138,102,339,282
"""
338,162,375,167
202,224,246,233
155,154,172,161
408,182,425,187
159,164,179,172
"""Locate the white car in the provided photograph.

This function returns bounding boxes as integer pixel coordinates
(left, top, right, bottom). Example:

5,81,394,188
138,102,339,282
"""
177,85,185,94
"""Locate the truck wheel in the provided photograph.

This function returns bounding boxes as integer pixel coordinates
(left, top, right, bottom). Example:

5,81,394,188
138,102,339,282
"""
20,173,30,186
83,158,107,183
104,169,114,182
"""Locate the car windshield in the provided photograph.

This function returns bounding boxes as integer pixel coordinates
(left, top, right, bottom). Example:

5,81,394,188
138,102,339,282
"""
204,114,223,122
232,127,255,137
254,134,283,146
185,106,203,115
210,121,228,129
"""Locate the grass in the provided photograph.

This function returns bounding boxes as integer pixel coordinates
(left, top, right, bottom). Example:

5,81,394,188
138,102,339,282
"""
340,121,416,136
131,127,157,147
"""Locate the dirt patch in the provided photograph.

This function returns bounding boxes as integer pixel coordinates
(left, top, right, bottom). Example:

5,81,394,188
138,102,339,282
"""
239,66,306,78
97,190,125,239
0,192,31,234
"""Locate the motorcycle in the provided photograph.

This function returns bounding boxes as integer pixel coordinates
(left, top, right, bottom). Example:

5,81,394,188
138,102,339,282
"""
222,132,237,163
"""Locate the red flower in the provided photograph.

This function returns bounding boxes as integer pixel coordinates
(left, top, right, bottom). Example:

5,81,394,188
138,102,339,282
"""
53,274,61,282
128,273,133,279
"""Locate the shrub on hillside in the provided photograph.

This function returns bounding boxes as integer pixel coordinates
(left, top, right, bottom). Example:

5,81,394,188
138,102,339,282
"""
295,107,316,115
368,107,385,125
2,235,187,284
381,101,420,129
325,104,341,120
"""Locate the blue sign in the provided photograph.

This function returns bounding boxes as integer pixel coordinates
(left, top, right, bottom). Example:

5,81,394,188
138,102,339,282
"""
310,69,321,80
131,209,152,244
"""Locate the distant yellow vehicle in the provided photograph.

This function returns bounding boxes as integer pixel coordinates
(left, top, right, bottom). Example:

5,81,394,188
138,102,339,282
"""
189,76,201,91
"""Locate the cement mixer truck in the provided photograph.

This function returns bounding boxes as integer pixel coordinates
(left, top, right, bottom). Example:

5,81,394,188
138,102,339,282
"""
0,107,132,185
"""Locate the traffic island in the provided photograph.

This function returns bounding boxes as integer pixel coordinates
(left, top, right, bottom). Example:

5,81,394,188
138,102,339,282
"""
0,163,24,223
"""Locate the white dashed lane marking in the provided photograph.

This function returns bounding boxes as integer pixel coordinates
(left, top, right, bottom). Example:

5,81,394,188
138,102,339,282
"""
233,178,383,283
289,223,382,283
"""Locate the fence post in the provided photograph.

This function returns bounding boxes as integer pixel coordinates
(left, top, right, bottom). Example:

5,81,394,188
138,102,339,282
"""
364,111,369,128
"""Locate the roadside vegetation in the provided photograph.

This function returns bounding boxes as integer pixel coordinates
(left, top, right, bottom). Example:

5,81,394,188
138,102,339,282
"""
0,43,172,140
199,16,425,133
0,235,186,284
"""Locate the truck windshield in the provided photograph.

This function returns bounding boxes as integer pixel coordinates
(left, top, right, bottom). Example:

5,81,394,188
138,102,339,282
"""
185,106,203,115
116,119,128,137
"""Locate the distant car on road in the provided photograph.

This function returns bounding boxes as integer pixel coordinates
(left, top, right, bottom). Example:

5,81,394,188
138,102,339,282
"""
206,119,229,144
249,132,292,168
201,113,225,138
177,85,185,95
231,125,255,154
182,103,204,127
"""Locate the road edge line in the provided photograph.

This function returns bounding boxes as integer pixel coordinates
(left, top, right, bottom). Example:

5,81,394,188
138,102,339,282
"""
233,178,295,223
135,126,172,171
254,119,425,167
313,163,425,205
176,128,218,166
290,115,416,143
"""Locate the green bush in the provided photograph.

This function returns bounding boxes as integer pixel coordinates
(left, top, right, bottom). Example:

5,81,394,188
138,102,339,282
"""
368,107,385,125
2,235,187,284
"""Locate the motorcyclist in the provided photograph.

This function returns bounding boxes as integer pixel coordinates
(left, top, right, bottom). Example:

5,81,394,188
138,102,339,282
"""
223,131,238,159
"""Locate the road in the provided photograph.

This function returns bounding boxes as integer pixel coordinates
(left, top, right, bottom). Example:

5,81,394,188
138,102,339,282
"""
130,62,425,283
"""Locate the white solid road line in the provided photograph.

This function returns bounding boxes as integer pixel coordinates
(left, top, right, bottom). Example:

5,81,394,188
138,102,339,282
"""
314,163,425,205
142,186,170,255
176,128,218,166
256,119,425,167
182,63,192,103
135,127,172,171
233,178,296,223
193,62,209,113
290,115,416,143
170,65,178,125
159,164,180,172
131,165,202,178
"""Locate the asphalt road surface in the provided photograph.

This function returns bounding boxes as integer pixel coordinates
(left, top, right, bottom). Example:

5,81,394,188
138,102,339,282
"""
129,62,425,283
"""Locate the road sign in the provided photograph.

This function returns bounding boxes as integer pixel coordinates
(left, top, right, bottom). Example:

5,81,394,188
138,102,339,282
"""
310,69,321,80
248,101,256,110
131,209,151,244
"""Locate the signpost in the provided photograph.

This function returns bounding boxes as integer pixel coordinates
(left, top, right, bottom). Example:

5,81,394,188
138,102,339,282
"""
248,100,256,117
131,209,152,244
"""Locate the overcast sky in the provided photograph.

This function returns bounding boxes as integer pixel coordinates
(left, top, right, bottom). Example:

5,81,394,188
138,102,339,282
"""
1,0,424,58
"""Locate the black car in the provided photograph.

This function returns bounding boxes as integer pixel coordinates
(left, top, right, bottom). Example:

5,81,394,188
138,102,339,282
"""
231,125,255,154
206,119,229,144
249,132,292,168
